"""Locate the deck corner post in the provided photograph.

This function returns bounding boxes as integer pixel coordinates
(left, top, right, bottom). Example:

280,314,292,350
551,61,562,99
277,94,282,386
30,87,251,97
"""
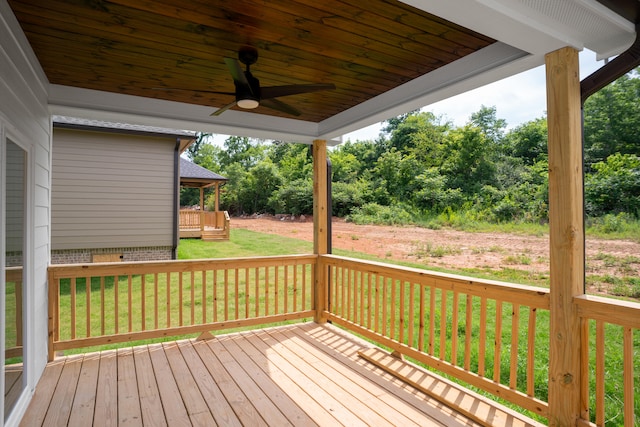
545,46,585,426
313,139,329,323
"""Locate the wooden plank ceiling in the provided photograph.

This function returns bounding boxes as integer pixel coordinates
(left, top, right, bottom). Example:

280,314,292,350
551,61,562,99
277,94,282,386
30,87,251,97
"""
8,0,494,123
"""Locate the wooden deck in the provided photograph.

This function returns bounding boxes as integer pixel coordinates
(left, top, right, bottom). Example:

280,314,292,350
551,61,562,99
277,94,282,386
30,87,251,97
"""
21,323,540,426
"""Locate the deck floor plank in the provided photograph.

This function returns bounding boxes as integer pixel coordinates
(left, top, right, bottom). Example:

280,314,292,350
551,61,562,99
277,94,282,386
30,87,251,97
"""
191,339,268,427
93,350,117,427
43,354,84,427
217,334,319,426
161,342,217,427
67,352,100,427
252,328,378,426
205,337,294,426
175,340,242,427
131,346,167,427
20,323,537,427
146,343,191,427
18,359,65,427
274,325,430,427
229,331,338,425
116,347,142,426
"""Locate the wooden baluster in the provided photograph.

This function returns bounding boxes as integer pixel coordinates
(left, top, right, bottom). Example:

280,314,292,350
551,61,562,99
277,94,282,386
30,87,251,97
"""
141,275,146,331
451,291,459,365
418,284,425,352
527,307,537,396
128,275,133,332
623,326,634,426
440,289,447,360
254,267,260,318
408,282,415,347
245,268,250,318
85,277,91,338
167,272,172,327
154,273,159,329
509,303,520,389
595,320,604,426
429,286,436,355
176,272,182,326
100,277,105,336
399,280,405,344
464,294,472,371
494,300,503,383
479,297,487,376
390,278,397,341
114,276,119,334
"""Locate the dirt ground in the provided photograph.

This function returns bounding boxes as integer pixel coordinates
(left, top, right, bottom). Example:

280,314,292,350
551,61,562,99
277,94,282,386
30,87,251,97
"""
232,215,640,295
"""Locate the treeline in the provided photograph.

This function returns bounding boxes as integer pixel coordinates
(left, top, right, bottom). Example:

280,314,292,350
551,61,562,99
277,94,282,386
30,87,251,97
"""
182,69,640,226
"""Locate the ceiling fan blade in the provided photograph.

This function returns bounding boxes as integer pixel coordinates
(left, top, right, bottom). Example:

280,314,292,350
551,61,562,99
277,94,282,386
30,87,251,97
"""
152,87,235,95
261,83,336,99
210,100,237,116
260,98,301,116
224,57,250,87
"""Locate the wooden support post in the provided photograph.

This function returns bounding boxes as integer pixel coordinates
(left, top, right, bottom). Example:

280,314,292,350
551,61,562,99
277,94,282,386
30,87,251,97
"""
199,187,205,232
545,46,585,426
214,183,220,212
313,139,328,323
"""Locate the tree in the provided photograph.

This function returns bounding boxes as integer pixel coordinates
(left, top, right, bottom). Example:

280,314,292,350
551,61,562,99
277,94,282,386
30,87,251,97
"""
504,117,548,165
583,69,640,166
585,153,640,217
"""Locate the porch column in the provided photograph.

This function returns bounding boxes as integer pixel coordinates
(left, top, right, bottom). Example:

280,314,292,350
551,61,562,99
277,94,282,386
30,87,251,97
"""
200,187,205,233
313,139,328,323
545,46,585,426
214,183,220,212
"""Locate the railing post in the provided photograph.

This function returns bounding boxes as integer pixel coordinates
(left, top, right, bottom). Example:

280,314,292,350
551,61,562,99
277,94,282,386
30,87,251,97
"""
313,139,328,323
545,46,585,425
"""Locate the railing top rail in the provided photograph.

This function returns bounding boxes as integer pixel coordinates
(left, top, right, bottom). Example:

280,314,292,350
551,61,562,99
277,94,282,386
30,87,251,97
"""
48,254,318,279
575,294,640,329
321,254,550,308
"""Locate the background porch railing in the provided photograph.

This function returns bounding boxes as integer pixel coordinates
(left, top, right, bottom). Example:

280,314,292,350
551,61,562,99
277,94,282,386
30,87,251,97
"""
179,210,230,240
47,255,315,358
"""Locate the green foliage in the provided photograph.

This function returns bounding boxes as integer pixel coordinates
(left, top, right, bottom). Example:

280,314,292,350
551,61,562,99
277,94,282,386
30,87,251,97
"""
346,202,413,225
585,153,640,217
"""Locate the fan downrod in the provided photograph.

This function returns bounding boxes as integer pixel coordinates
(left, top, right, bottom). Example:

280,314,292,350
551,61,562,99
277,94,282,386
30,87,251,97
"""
238,46,258,67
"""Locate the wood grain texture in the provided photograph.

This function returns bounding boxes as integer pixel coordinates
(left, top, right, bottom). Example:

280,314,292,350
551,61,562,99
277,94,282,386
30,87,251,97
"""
7,0,494,122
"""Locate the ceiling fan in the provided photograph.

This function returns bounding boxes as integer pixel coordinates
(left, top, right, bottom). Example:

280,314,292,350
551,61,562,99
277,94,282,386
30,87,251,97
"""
157,47,336,117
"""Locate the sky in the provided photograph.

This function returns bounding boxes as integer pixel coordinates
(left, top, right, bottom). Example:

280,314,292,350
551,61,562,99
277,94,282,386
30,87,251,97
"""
343,49,604,142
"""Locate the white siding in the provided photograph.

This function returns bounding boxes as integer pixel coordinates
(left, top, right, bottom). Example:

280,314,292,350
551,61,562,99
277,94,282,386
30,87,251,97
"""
1,1,52,425
52,129,176,250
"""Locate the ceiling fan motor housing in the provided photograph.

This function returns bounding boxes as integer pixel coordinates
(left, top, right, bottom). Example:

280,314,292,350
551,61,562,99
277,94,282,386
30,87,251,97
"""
235,71,261,108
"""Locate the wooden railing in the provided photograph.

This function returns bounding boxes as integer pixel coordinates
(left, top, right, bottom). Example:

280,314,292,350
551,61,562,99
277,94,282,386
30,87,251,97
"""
179,210,230,240
47,255,315,359
5,266,23,359
576,295,640,427
320,255,551,418
45,254,639,424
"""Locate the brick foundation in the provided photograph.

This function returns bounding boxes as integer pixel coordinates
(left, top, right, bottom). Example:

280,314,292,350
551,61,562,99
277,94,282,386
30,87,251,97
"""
51,246,174,264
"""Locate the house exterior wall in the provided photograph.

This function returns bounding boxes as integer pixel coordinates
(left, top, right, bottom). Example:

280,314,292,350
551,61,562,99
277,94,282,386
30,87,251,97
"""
0,1,52,425
51,128,175,258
